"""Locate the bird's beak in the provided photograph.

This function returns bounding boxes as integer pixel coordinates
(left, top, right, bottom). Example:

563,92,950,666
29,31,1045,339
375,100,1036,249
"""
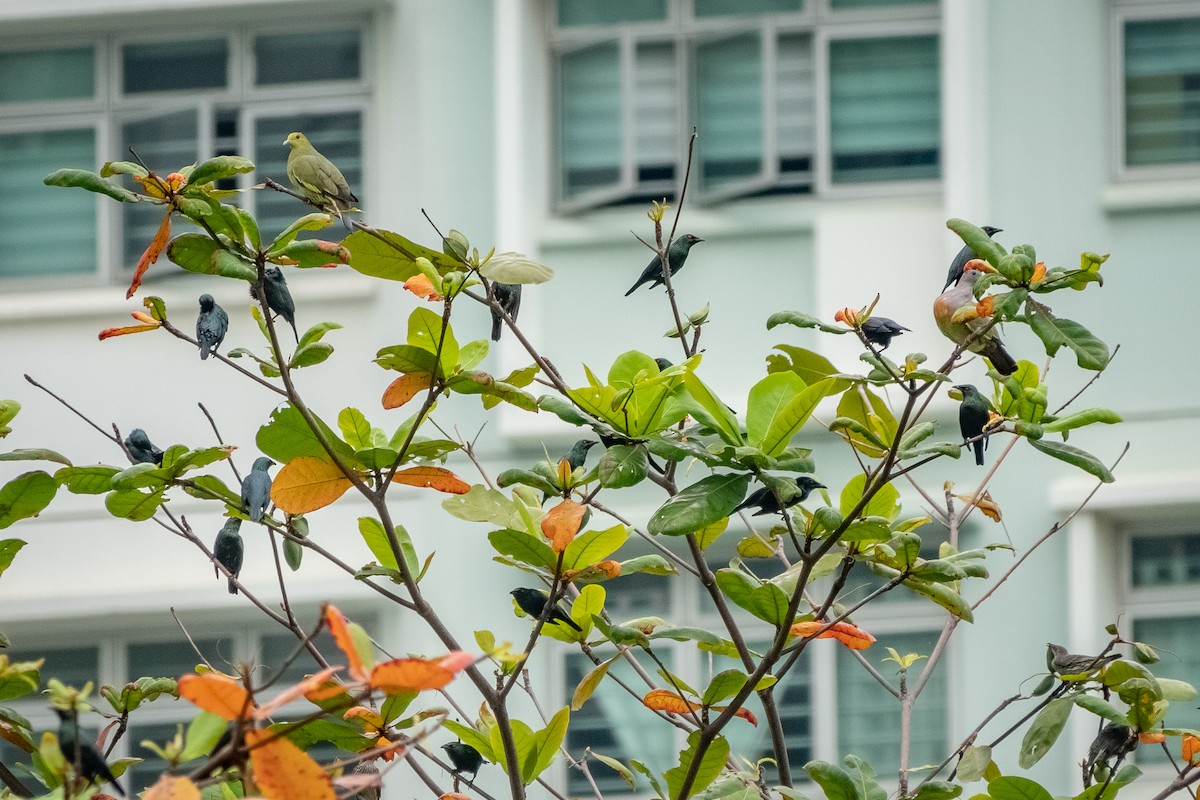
814,483,826,489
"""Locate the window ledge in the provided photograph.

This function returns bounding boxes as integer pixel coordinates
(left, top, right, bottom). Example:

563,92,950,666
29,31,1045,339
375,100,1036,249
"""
1102,180,1200,212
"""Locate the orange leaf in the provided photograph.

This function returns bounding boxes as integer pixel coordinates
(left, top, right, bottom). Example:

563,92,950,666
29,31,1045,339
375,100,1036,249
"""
143,775,201,800
178,673,255,720
441,794,471,800
713,705,758,727
403,274,442,302
436,651,476,674
128,210,172,299
370,658,455,693
391,466,470,494
563,560,622,583
270,457,354,514
382,373,434,410
833,307,859,326
963,258,990,274
254,667,340,719
304,680,352,704
975,296,995,317
642,689,701,717
1183,733,1200,764
246,728,336,800
130,311,159,324
98,323,161,340
955,490,1002,523
1140,731,1166,745
343,706,385,731
541,499,586,552
788,620,876,650
325,605,366,683
1031,261,1046,285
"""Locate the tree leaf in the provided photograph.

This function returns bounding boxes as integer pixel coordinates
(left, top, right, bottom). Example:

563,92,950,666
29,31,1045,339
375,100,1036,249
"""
803,761,857,800
0,471,57,529
571,656,616,711
0,539,25,578
270,457,353,514
256,404,358,466
1040,408,1122,434
1028,439,1114,483
563,523,628,571
955,745,992,783
987,776,1054,800
344,229,454,281
489,529,556,571
391,466,470,493
524,706,569,783
839,473,900,520
44,168,141,202
441,485,524,528
0,449,71,466
541,499,586,552
714,569,790,625
1019,697,1073,768
178,674,255,720
1027,305,1110,371
370,658,454,693
947,219,1007,266
647,473,752,536
759,378,834,456
187,155,254,187
338,408,374,451
766,311,846,335
480,252,555,284
245,727,336,800
357,517,418,577
597,444,648,489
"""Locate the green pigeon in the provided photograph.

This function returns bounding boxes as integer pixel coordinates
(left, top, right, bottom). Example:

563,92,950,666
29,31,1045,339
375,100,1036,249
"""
954,384,993,466
933,262,1018,375
626,234,704,296
284,131,358,218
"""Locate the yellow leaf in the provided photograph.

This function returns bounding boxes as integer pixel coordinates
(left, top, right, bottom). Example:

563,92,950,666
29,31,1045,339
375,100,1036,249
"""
1183,733,1200,764
271,457,353,514
642,689,700,716
955,490,1003,523
246,728,336,800
143,775,202,800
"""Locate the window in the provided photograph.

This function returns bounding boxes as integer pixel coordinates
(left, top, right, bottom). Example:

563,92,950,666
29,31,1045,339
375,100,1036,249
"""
1118,7,1200,172
0,23,368,285
549,0,940,210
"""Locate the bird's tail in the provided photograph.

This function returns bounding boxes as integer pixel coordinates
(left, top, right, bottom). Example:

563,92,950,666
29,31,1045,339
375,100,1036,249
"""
228,578,238,595
200,345,211,360
624,281,640,297
973,438,985,466
491,313,503,342
981,340,1017,375
288,320,299,343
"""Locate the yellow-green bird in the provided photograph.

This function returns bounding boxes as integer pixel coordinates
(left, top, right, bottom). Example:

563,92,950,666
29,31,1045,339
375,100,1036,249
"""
284,132,358,218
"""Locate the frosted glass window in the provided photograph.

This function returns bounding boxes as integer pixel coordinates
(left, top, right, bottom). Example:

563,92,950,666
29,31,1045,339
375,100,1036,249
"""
255,30,361,85
1124,18,1200,166
558,0,667,27
0,47,93,103
558,43,622,199
695,34,763,188
696,0,802,16
123,39,228,93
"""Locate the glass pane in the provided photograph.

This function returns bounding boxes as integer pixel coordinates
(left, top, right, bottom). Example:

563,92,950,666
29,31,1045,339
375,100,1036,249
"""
831,0,932,8
4,645,99,690
257,628,344,688
564,652,678,795
0,47,94,103
256,30,361,85
635,42,678,190
121,110,200,271
123,39,228,93
254,112,362,242
695,34,763,188
602,571,672,617
1132,617,1200,764
777,33,814,189
128,638,232,678
1125,18,1200,166
558,0,667,27
558,43,622,199
829,35,940,183
1130,533,1200,588
695,0,802,17
0,128,96,278
837,630,947,768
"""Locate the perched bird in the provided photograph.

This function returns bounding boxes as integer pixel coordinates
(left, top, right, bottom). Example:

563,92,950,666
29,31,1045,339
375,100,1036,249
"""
284,131,358,221
944,225,1002,290
442,741,485,781
352,761,382,800
954,385,993,467
490,282,522,341
860,316,909,351
55,708,125,797
241,457,275,523
562,439,597,471
933,262,1018,376
625,234,704,296
510,588,582,632
124,428,163,466
1083,723,1137,783
734,476,825,516
196,294,229,360
213,518,244,594
261,267,298,343
654,357,673,371
1047,643,1119,677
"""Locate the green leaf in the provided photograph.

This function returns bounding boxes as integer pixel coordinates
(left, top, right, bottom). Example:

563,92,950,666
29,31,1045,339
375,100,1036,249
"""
187,155,254,187
271,238,351,269
913,782,962,800
839,473,900,520
441,486,524,529
1159,678,1198,701
666,731,729,800
680,372,743,446
104,488,163,521
44,168,141,202
0,449,71,466
947,219,1007,266
374,344,441,375
620,554,678,576
338,408,374,451
765,344,853,393
843,755,887,800
489,529,556,571
358,517,418,577
955,745,992,783
180,711,228,761
0,539,25,577
803,761,858,800
1027,305,1110,371
256,403,358,466
1018,697,1072,768
572,656,617,711
491,718,535,779
182,474,242,506
344,229,455,281
701,670,748,706
647,473,751,536
0,471,58,529
1073,695,1127,724
496,468,558,497
480,252,555,284
537,394,592,426
759,378,833,457
563,524,628,571
986,776,1053,800
647,626,721,646
766,311,846,335
288,342,334,369
597,445,648,489
1040,408,1122,434
524,706,569,783
266,213,335,251
592,752,636,788
835,387,896,457
714,569,789,625
1028,439,1114,483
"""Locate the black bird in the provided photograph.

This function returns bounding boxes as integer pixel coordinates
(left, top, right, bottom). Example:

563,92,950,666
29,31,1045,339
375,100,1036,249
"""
510,588,582,631
442,741,486,781
241,456,275,522
196,293,229,359
654,357,673,371
860,316,909,351
625,234,704,296
562,439,597,471
55,708,125,797
124,428,163,466
734,476,824,516
954,385,993,467
260,267,298,342
1083,723,1137,784
944,225,1002,290
1047,643,1119,677
213,518,244,594
490,282,522,341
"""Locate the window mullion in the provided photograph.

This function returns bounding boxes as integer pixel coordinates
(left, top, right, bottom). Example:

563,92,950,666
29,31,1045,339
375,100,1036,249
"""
761,23,779,185
619,32,638,194
813,27,831,194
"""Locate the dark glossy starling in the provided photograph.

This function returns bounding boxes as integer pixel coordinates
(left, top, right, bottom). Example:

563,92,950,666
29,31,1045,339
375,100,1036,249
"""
734,476,824,516
625,234,704,296
442,741,486,781
944,225,1002,290
1047,643,1119,677
860,316,909,351
563,439,597,471
490,282,522,341
196,294,229,360
55,708,126,797
124,428,163,466
654,357,673,370
1084,723,1137,783
261,267,298,342
954,385,993,467
213,518,244,594
240,457,275,522
510,588,582,631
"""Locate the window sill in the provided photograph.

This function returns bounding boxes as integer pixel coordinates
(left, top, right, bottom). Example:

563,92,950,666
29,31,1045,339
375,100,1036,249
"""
1102,180,1200,212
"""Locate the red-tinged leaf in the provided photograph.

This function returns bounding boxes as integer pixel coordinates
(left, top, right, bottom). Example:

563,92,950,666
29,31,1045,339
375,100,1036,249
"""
325,605,367,683
391,466,470,494
253,666,340,719
1139,731,1166,745
270,456,353,514
563,560,622,583
178,673,256,720
712,705,758,727
1183,733,1200,764
98,323,161,340
246,728,336,800
441,794,471,800
143,775,201,800
403,274,442,302
789,620,877,650
381,373,433,409
128,210,172,299
370,658,455,693
541,498,585,552
130,311,159,324
436,651,475,674
642,689,701,717
955,491,1003,523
